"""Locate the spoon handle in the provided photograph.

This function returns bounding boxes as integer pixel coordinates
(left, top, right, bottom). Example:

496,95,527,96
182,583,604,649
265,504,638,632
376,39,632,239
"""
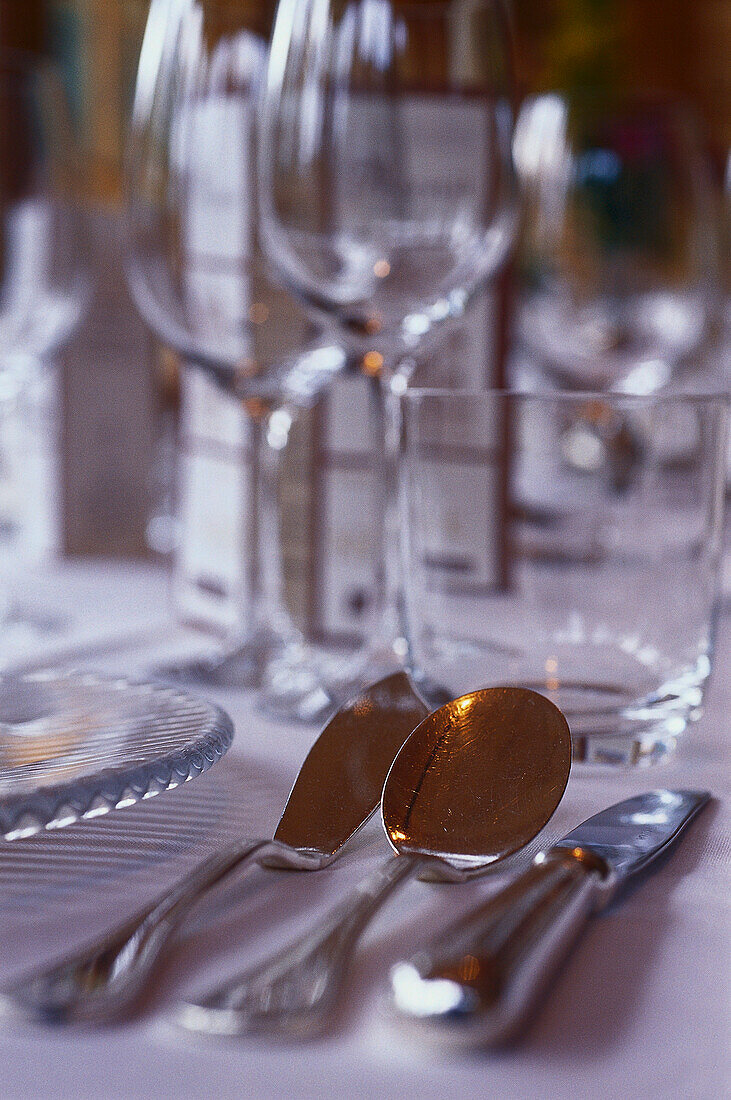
389,849,604,1045
0,837,277,1024
175,854,420,1038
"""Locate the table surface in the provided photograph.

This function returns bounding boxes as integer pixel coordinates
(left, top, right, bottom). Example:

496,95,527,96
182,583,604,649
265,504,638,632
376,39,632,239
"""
0,559,728,1100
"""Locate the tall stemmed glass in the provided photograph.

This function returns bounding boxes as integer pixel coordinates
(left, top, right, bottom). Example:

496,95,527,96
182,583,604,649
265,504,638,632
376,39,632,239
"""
259,0,518,673
126,0,347,720
513,92,719,394
0,51,88,633
0,52,87,375
511,92,719,486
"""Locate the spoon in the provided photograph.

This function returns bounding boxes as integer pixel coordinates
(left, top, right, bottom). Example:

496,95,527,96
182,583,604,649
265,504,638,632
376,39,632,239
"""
0,672,428,1024
175,686,572,1038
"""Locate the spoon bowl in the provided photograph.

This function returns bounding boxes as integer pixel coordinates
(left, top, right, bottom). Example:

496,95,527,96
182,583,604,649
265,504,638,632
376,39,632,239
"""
383,687,572,874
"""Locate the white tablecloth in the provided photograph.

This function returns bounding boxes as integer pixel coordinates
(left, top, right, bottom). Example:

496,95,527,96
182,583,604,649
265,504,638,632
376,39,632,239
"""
0,560,728,1099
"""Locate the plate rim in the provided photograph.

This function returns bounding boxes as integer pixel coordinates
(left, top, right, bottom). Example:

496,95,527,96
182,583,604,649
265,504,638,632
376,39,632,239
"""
0,669,234,841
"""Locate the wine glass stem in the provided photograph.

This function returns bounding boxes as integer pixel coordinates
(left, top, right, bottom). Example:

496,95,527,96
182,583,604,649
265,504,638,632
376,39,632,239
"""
248,407,297,641
368,369,405,656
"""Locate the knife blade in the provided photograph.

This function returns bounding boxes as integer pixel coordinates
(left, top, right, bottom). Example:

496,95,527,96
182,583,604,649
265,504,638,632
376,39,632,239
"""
390,788,710,1044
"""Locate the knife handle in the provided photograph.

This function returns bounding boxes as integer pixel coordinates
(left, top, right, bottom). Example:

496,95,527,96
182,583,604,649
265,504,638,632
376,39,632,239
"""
390,847,608,1045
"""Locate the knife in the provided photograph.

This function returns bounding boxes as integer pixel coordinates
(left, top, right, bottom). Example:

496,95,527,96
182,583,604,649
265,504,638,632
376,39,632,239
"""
1,671,428,1024
390,789,710,1044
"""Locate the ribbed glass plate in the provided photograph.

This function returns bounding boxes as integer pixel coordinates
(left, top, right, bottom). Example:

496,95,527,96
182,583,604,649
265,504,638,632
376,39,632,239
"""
0,671,233,840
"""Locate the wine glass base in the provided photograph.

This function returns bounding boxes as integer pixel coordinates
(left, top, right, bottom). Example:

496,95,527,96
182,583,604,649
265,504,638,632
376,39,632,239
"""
154,625,409,727
258,645,335,724
153,629,342,724
152,624,288,691
258,632,407,725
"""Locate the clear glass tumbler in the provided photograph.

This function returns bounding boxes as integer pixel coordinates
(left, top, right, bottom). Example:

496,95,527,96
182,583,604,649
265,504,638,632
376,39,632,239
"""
399,390,728,765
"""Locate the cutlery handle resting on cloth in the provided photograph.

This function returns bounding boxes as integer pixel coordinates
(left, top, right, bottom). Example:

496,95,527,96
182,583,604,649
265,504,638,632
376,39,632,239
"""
390,848,606,1045
176,854,421,1037
0,837,276,1025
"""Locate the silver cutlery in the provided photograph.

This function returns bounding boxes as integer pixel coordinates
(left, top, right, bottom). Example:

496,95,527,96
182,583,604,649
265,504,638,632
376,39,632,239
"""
174,686,572,1037
390,788,710,1044
0,671,428,1024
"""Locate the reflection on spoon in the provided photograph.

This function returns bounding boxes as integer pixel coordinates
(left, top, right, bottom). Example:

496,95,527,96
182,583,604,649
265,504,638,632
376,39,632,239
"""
175,686,572,1038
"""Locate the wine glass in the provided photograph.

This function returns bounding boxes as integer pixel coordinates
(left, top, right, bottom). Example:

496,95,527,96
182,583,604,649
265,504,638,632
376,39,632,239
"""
0,52,87,375
259,0,517,672
513,91,719,395
0,51,88,635
126,0,349,720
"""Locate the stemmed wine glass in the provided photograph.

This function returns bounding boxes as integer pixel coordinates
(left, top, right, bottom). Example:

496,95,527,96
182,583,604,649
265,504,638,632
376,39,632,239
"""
126,0,349,720
259,0,518,670
512,92,719,395
0,51,88,634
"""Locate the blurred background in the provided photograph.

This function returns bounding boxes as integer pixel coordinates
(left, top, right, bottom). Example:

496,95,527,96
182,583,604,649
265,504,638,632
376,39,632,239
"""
0,0,728,643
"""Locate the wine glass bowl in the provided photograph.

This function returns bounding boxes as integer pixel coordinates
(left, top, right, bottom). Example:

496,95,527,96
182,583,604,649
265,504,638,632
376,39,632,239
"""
0,51,88,374
514,91,718,393
260,0,518,365
126,4,267,383
128,2,347,407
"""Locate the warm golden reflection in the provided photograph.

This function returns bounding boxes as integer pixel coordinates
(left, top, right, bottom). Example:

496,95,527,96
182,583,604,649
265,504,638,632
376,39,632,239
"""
362,350,384,375
248,302,270,325
383,686,572,867
458,955,481,982
544,657,560,693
